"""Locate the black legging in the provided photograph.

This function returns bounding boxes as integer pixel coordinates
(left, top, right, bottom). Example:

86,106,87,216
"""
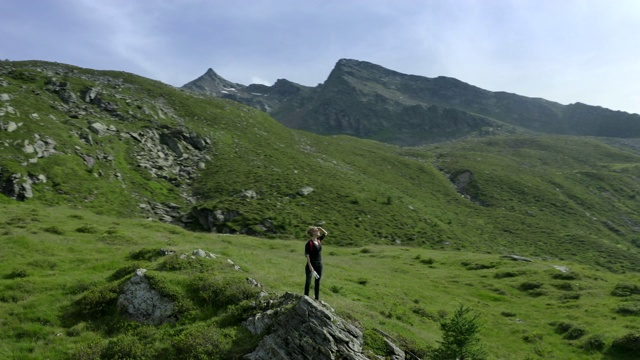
304,263,323,300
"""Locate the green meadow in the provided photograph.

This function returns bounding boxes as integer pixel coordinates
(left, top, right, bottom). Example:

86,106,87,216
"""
1,203,639,359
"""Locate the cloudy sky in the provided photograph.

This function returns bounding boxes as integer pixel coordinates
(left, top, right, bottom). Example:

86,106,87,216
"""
2,0,640,114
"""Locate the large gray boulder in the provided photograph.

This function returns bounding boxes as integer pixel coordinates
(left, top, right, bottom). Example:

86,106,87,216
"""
243,292,371,360
1,173,33,201
116,269,175,325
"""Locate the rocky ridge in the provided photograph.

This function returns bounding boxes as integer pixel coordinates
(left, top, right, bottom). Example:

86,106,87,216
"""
183,58,640,146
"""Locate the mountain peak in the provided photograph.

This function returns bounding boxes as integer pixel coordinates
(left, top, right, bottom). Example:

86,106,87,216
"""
182,68,244,95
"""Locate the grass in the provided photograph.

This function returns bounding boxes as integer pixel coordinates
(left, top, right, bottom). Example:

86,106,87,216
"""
1,203,640,359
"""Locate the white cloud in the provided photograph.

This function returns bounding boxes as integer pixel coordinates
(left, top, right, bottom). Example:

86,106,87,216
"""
2,0,640,113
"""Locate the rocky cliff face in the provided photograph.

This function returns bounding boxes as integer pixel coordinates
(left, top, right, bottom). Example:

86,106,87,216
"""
243,293,381,360
183,59,640,146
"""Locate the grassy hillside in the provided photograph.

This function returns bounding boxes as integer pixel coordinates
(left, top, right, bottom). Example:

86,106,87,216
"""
1,203,639,359
2,60,640,358
2,60,640,270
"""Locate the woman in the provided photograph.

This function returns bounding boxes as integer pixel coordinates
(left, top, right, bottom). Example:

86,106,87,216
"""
304,226,328,301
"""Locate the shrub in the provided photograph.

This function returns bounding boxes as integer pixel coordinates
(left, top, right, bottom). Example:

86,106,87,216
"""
170,325,236,359
189,274,259,312
564,327,587,340
558,293,581,301
71,281,122,319
97,229,134,245
463,262,496,270
420,257,435,265
129,247,164,261
101,335,151,360
108,263,142,281
412,306,439,322
553,322,574,334
363,329,388,356
552,282,576,291
553,322,587,340
494,270,524,279
581,334,606,353
551,272,580,280
430,304,487,360
608,333,640,355
611,283,640,297
522,332,543,343
76,224,99,234
518,281,543,291
42,225,64,235
614,301,640,316
4,269,28,279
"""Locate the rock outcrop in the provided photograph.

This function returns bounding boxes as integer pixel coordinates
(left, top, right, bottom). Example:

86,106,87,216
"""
116,269,176,325
243,292,375,360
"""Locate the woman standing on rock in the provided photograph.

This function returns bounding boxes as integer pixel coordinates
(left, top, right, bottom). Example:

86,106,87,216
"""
304,226,328,301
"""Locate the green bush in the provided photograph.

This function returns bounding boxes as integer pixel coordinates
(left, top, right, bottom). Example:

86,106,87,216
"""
412,306,439,322
430,304,486,360
553,322,587,340
129,247,164,261
170,325,233,359
363,329,388,356
614,301,640,316
494,270,524,279
558,293,581,301
97,228,134,245
553,322,574,334
611,283,640,297
189,274,259,312
43,225,65,235
564,326,587,340
552,282,576,291
108,263,142,281
518,281,543,291
4,269,28,279
463,262,496,270
580,334,606,353
101,335,151,360
521,332,543,343
76,224,99,234
170,325,257,359
550,272,580,280
71,281,123,319
420,257,435,265
608,333,640,356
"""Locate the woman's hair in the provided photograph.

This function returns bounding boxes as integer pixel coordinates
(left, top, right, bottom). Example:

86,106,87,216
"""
307,226,317,237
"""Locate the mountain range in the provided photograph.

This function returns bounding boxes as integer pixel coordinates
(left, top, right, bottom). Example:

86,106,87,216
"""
183,58,640,146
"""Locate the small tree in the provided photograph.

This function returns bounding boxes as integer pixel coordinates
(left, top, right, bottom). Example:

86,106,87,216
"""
430,304,486,360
